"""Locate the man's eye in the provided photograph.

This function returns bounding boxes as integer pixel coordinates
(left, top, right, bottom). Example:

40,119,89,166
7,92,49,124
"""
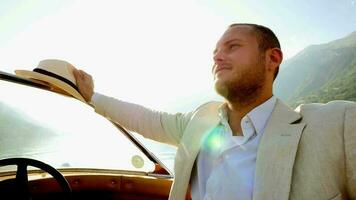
229,44,240,50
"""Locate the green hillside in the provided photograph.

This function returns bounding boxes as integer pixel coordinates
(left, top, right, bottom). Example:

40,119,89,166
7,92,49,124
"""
274,31,356,108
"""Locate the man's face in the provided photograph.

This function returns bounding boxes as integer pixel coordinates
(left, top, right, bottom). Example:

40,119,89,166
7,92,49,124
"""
212,25,267,101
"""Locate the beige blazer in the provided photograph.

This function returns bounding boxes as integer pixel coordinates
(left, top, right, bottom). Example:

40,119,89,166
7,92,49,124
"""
93,95,356,200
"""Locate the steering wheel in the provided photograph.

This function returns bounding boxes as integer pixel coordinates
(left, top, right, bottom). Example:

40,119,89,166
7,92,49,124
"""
0,158,72,200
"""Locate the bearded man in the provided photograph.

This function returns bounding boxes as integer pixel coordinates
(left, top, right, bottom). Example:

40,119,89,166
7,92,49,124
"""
74,24,356,200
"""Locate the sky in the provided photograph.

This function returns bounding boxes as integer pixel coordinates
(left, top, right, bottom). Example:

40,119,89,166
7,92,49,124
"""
1,0,356,112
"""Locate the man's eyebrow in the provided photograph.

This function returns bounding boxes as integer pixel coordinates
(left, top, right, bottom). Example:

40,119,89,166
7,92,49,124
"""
213,39,244,54
225,38,244,45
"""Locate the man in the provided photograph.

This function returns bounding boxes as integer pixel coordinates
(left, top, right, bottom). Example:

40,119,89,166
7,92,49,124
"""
73,24,356,200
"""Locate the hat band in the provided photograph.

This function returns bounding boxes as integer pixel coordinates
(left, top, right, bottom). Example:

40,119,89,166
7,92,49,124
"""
33,68,80,92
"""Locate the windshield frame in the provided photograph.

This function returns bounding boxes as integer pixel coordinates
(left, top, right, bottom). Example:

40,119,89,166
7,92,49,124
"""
0,70,172,176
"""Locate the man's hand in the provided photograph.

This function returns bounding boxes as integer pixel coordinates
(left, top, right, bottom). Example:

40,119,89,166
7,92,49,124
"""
73,69,94,103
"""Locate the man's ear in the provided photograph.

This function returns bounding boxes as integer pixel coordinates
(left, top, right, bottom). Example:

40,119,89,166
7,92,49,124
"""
266,48,283,72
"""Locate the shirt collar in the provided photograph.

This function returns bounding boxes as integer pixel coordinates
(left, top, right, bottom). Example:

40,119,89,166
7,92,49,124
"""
247,96,277,135
218,96,277,136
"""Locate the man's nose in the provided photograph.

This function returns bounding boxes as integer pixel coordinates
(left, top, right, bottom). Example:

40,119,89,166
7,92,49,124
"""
212,49,225,74
213,49,226,63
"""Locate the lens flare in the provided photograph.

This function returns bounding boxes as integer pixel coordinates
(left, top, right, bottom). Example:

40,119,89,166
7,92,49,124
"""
202,125,224,152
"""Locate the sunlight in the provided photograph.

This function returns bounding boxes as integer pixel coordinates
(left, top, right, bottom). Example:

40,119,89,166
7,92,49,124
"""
1,0,355,111
202,126,224,152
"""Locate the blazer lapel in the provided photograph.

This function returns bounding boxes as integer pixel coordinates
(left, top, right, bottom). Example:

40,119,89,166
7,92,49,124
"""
253,99,306,200
170,101,221,200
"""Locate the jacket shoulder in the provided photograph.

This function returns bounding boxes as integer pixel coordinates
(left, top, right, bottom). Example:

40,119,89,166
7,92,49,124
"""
197,101,223,109
296,100,356,112
193,101,223,116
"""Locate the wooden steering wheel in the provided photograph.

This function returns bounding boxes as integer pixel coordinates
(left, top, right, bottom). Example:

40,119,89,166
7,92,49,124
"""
0,158,72,200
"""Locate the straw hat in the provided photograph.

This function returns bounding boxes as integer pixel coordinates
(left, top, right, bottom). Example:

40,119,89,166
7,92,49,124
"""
15,59,86,102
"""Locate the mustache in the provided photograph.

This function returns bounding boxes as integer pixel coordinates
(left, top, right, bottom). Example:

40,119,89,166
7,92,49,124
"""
212,63,232,74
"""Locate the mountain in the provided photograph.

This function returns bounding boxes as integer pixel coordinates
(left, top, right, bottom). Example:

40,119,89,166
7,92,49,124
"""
274,31,356,108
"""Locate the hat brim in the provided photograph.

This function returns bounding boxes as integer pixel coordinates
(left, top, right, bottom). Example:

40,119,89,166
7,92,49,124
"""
15,70,86,102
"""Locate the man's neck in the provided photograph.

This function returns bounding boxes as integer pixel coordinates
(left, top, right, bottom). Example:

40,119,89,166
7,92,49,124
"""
226,93,273,136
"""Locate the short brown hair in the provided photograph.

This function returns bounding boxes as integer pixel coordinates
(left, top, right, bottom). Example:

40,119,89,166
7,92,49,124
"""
229,23,281,80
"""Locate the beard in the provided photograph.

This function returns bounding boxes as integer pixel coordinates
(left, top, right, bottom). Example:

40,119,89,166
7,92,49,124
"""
214,56,266,105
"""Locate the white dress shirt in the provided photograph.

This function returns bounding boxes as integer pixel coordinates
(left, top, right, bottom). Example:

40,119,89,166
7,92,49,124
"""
191,96,277,200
